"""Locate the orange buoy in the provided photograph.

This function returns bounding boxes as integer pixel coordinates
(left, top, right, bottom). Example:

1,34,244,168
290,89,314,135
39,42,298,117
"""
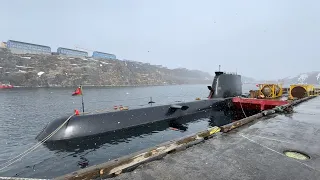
74,109,80,115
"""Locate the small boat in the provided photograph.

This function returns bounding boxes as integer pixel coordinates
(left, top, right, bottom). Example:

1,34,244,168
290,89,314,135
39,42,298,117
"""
0,83,13,89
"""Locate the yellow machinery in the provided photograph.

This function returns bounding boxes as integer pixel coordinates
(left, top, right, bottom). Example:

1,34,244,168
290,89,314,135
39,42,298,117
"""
257,84,283,99
288,84,315,100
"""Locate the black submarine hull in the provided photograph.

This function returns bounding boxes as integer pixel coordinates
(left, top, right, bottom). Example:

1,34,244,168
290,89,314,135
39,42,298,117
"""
36,98,229,142
42,109,234,152
36,70,243,142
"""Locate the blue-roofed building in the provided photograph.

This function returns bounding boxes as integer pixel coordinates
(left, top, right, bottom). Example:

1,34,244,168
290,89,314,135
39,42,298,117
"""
92,51,116,60
6,40,51,55
57,47,88,57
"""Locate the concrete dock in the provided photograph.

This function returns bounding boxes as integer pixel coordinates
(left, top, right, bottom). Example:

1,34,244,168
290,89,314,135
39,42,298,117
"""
107,97,320,180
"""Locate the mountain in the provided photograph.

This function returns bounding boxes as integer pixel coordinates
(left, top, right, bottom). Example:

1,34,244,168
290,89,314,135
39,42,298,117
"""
0,48,220,87
278,71,320,85
241,76,256,83
0,48,257,87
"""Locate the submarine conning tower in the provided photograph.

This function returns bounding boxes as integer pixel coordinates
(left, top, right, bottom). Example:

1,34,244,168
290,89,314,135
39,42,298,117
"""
207,69,242,99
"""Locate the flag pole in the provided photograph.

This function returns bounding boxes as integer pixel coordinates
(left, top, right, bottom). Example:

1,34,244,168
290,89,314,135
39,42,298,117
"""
81,85,85,113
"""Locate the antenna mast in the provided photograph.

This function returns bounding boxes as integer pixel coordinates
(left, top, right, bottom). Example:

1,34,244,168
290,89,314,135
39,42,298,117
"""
219,65,221,71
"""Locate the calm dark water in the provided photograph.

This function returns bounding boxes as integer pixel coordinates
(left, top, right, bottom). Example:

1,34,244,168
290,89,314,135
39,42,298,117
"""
0,84,254,178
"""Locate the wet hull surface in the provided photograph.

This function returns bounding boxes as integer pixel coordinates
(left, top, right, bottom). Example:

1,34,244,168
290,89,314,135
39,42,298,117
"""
36,98,230,141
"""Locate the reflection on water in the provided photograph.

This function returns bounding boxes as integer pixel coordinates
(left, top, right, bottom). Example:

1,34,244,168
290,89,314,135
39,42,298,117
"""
43,110,232,153
36,109,235,178
43,119,173,153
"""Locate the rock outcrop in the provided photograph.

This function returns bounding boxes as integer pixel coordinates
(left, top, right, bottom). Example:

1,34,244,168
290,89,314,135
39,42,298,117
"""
0,48,214,87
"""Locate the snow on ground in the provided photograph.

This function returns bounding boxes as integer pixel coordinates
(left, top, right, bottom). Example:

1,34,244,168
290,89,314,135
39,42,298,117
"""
21,56,31,59
316,73,320,81
18,70,26,73
100,61,111,65
37,71,45,77
297,74,308,83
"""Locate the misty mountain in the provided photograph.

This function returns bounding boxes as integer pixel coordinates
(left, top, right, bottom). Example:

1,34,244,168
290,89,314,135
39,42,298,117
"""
173,69,256,84
241,76,256,83
278,71,320,85
0,48,222,87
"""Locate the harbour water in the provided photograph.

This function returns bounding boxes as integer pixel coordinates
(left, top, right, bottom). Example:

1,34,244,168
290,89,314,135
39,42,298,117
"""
0,84,255,178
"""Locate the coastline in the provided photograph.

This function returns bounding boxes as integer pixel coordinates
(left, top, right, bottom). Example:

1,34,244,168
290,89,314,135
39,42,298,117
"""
6,82,211,89
0,47,214,89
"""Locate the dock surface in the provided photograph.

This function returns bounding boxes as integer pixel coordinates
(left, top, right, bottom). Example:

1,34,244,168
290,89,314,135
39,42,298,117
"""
110,97,320,180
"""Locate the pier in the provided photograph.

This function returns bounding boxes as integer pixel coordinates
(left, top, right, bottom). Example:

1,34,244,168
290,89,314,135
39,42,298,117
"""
55,95,320,180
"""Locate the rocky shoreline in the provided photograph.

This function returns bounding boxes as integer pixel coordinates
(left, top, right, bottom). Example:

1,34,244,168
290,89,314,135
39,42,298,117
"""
10,84,170,88
0,48,213,88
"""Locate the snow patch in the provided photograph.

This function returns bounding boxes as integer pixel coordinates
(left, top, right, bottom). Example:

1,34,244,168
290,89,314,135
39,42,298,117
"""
100,61,110,65
21,56,31,59
316,73,320,81
297,74,308,83
37,71,45,77
16,65,34,69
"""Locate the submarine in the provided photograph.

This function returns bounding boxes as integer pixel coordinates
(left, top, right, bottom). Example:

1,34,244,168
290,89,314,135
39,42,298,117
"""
42,110,233,152
36,70,242,142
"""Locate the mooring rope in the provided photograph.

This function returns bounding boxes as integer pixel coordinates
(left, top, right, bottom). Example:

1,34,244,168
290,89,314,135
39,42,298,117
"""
238,96,247,118
0,114,75,172
239,133,319,172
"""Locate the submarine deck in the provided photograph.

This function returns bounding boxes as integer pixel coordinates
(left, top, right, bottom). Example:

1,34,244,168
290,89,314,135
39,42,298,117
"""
109,97,320,180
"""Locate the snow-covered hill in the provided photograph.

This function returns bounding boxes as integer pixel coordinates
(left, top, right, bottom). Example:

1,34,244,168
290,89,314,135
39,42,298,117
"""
279,71,320,85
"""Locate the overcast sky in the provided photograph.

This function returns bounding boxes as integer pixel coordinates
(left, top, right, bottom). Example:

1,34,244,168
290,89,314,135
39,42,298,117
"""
1,0,319,80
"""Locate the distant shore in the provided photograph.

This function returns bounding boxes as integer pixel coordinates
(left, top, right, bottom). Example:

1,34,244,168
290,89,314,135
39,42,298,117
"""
0,48,214,88
7,83,210,89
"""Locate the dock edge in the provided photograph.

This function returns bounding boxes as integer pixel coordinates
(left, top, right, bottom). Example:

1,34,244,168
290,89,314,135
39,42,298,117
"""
53,95,316,180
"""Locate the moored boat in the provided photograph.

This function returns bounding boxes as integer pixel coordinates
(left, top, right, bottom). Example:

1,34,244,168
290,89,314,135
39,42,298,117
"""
0,83,13,89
